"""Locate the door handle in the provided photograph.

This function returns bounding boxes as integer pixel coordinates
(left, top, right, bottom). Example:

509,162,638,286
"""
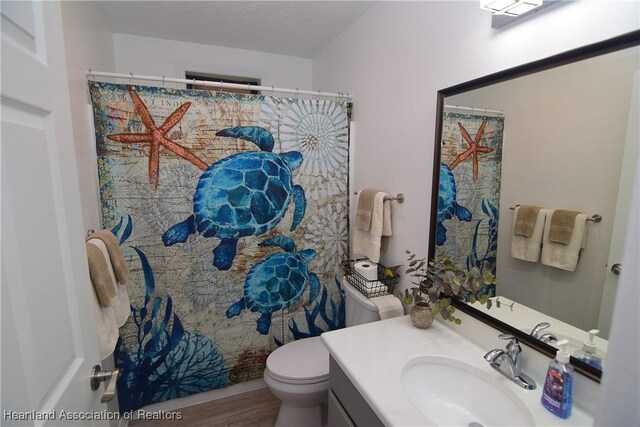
611,263,622,275
90,365,120,403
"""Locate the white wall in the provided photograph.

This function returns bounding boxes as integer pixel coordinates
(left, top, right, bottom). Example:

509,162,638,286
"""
113,33,312,90
312,0,640,279
312,0,639,421
61,1,116,232
447,49,638,333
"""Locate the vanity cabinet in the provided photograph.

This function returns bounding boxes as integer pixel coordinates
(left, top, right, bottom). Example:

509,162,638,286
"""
328,357,384,427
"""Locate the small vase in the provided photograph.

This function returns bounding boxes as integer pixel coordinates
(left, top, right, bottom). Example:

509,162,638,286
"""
410,302,434,329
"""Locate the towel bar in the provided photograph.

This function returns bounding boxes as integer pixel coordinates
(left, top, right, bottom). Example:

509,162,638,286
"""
353,192,405,203
509,206,602,223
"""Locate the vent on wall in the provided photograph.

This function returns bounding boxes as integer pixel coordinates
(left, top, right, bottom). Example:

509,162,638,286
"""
185,72,261,95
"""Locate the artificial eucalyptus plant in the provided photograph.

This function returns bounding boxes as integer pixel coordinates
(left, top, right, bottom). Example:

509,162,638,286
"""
402,250,498,324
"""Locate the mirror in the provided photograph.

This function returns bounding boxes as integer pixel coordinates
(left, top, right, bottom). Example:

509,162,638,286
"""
429,31,640,382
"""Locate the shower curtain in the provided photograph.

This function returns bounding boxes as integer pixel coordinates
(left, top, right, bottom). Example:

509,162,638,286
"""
437,109,504,280
89,82,349,412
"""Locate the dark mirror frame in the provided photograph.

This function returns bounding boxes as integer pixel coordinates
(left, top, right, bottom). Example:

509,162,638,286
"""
429,30,640,383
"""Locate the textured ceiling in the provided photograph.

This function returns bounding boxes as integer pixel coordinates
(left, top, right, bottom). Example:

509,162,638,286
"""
96,1,375,58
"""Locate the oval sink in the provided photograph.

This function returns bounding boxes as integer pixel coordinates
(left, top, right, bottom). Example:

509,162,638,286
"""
401,356,535,426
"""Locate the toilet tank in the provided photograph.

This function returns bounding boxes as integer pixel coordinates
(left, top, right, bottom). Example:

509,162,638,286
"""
342,279,381,327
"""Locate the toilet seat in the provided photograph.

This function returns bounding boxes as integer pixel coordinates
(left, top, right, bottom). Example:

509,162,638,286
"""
266,336,329,385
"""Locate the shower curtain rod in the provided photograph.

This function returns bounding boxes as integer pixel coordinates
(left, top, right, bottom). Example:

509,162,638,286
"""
444,104,504,115
86,70,352,99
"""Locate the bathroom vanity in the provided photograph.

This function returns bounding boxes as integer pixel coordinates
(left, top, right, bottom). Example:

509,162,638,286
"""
321,314,595,426
327,357,383,427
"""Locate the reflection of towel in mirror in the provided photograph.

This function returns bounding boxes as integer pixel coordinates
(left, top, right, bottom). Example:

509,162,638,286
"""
549,209,581,244
514,205,542,237
87,237,131,359
511,206,551,262
511,207,548,262
542,213,588,271
353,191,392,263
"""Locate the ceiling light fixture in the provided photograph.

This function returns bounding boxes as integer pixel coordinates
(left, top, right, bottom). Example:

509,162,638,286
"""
480,0,543,16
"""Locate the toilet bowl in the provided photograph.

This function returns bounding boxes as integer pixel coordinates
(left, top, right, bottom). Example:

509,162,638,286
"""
264,336,329,427
264,280,383,427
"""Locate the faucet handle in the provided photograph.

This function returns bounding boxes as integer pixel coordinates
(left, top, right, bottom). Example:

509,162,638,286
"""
498,333,517,342
531,322,550,338
498,334,522,358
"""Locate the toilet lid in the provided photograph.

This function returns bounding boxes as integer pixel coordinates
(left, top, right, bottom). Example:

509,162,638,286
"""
266,336,329,384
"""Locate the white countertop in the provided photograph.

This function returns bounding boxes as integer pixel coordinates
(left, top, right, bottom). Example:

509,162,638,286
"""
321,315,594,426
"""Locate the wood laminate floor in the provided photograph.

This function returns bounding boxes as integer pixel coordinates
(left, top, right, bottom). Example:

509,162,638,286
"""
130,388,281,427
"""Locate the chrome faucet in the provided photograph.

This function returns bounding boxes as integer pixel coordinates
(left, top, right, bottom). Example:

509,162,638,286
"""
539,332,558,343
484,334,537,390
530,322,550,339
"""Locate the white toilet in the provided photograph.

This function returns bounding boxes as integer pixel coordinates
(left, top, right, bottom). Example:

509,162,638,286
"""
263,280,381,427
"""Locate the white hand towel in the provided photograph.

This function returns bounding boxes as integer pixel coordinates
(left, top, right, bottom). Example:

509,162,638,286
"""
541,213,588,271
352,191,392,263
88,238,131,359
511,207,548,262
370,294,404,320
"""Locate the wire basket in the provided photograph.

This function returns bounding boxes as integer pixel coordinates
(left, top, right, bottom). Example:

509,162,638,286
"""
343,259,399,298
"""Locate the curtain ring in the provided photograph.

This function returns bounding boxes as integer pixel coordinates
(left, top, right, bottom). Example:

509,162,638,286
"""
247,83,251,92
219,80,224,91
129,72,134,83
271,86,275,97
162,75,165,86
89,68,94,81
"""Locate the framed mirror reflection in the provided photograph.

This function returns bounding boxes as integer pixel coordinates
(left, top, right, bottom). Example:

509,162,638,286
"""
429,30,640,382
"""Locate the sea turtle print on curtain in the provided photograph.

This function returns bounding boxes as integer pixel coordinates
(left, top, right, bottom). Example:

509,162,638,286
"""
437,110,504,281
90,82,349,411
226,236,321,335
162,126,307,271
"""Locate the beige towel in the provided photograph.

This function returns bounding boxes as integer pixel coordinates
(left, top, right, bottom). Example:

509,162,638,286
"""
88,238,131,359
542,213,588,271
370,294,404,320
514,205,542,237
511,207,548,262
352,192,392,263
355,189,381,231
87,242,117,307
549,209,581,244
88,230,129,285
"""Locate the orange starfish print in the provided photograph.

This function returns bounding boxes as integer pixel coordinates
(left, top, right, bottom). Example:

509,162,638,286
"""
449,117,494,182
108,86,208,188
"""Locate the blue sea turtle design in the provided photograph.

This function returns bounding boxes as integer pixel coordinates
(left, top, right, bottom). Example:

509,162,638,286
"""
162,126,307,270
225,236,320,335
437,162,472,245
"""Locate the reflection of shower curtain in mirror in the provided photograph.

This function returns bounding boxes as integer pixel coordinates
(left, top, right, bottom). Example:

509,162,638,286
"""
437,109,504,280
89,82,349,412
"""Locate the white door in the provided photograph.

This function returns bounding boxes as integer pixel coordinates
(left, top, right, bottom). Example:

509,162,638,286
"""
598,69,640,339
1,1,108,425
